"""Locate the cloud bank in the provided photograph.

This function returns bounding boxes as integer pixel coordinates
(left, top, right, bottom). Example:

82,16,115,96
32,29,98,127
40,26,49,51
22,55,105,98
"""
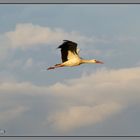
1,66,140,133
47,102,122,132
46,67,140,131
5,23,107,48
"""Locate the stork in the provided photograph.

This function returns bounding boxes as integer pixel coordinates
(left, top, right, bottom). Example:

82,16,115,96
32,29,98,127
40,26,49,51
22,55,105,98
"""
47,40,103,70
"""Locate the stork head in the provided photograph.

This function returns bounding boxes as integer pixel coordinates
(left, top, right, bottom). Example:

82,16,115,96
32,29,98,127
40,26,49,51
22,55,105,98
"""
92,59,104,64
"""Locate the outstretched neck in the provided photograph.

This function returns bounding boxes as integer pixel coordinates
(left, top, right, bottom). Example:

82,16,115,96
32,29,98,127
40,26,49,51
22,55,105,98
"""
81,59,96,64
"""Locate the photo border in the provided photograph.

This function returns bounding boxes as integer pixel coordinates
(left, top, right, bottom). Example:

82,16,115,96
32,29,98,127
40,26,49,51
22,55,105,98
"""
0,0,140,138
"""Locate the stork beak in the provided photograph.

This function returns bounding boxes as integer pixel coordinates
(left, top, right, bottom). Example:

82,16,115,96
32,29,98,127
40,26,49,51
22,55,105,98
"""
96,60,104,64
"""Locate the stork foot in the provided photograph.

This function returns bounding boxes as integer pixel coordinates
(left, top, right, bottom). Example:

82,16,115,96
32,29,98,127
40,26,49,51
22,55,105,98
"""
55,63,61,66
47,64,64,70
47,66,55,70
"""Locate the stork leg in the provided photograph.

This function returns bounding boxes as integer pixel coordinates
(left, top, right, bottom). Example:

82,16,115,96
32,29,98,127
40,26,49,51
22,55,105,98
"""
54,63,61,66
47,64,64,70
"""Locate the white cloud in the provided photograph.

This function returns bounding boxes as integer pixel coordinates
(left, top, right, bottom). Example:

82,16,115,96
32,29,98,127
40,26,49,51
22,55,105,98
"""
0,66,140,132
0,81,48,95
0,81,48,125
46,66,140,131
47,102,122,131
5,23,108,48
4,23,139,49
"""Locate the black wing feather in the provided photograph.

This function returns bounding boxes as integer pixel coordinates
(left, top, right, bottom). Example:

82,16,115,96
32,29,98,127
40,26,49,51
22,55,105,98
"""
58,40,78,62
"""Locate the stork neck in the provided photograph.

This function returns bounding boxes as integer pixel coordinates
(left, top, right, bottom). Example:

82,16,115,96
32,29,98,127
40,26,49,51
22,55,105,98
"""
81,59,96,64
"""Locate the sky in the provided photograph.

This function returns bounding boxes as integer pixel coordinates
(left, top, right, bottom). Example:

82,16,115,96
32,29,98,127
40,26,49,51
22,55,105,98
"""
0,4,140,136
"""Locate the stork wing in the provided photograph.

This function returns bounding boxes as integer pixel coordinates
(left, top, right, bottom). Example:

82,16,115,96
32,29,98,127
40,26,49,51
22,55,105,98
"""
58,40,79,62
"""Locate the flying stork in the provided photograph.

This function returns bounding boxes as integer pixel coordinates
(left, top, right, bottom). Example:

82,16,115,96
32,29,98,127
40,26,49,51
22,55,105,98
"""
47,40,103,70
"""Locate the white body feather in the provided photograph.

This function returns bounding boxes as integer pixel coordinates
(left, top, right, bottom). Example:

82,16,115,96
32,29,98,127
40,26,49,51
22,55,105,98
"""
62,57,81,66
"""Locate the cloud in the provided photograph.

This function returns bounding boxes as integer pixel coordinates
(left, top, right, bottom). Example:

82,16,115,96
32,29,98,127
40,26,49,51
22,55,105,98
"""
0,106,28,124
0,81,48,95
46,66,140,131
5,23,108,48
0,66,140,133
0,81,47,126
4,23,139,49
47,102,122,131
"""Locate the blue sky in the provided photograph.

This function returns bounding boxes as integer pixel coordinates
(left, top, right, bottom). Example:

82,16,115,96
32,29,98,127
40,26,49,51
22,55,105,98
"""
0,4,140,136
